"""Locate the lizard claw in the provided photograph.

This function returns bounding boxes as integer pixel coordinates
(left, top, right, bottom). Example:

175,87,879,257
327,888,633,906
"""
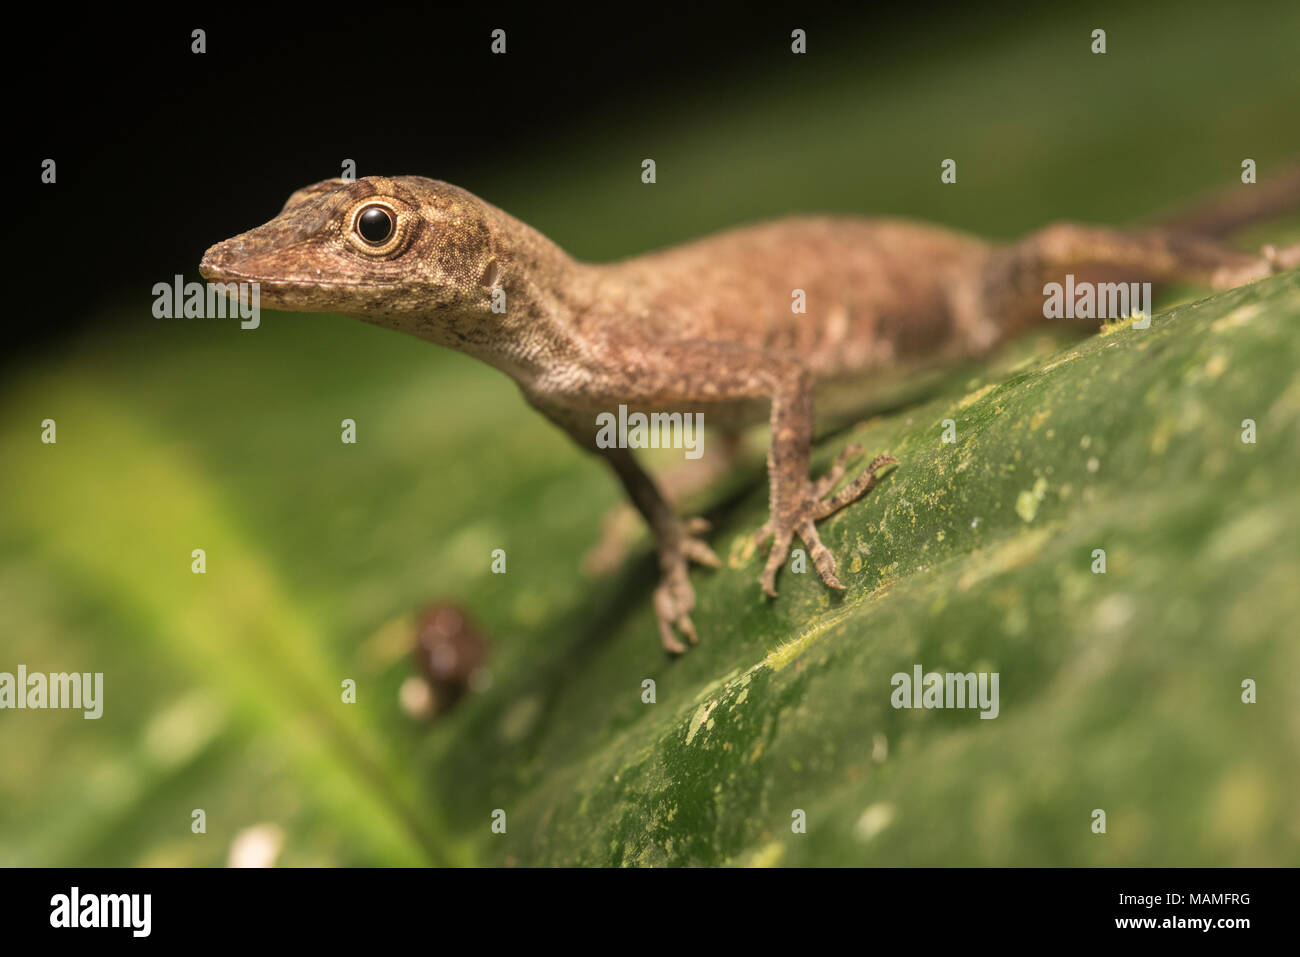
753,448,898,597
682,537,721,567
679,517,721,567
685,516,713,535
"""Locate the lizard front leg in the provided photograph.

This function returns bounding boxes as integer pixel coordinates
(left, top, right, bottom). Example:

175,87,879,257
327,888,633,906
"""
602,445,722,652
621,344,897,599
526,394,721,653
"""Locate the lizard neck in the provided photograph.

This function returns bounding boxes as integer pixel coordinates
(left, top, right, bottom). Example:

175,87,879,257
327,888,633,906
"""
488,215,603,386
395,203,603,392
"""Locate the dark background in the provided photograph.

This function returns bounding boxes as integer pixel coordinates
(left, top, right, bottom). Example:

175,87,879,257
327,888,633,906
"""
12,1,1299,357
11,3,1001,353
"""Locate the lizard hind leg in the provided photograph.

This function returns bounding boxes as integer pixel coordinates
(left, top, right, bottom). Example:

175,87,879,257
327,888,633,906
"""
975,221,1290,344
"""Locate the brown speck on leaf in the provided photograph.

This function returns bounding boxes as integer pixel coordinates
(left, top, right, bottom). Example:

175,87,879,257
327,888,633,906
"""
412,602,490,716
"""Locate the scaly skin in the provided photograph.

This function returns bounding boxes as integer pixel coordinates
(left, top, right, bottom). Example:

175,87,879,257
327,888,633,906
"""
201,175,1299,652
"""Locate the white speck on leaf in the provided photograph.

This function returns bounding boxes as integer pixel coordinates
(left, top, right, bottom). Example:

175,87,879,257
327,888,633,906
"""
854,802,896,841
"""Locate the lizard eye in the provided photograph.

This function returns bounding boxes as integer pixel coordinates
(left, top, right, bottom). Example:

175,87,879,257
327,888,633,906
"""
356,205,394,244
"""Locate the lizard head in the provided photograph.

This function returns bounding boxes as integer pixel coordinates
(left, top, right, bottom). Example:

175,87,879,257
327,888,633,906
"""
200,176,527,351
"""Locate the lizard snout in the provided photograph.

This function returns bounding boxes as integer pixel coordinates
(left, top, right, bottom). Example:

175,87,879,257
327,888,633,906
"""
199,240,248,283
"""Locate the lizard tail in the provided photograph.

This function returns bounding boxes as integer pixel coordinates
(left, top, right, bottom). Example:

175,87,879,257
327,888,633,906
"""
1148,161,1300,238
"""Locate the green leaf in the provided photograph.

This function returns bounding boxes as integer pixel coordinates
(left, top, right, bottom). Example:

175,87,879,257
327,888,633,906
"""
427,273,1300,866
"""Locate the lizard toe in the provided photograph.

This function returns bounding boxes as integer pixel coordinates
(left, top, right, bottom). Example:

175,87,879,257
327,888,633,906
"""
759,530,794,597
798,518,844,589
811,454,898,520
812,443,864,499
682,536,722,568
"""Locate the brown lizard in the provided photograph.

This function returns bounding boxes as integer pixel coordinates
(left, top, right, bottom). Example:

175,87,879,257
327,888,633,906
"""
200,176,1300,653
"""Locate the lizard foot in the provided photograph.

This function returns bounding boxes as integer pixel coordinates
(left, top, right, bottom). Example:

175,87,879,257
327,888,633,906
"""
654,517,720,654
1262,243,1300,273
1211,243,1300,289
753,447,898,598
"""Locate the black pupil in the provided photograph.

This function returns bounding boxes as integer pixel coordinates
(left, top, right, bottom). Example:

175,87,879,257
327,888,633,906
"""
358,207,393,243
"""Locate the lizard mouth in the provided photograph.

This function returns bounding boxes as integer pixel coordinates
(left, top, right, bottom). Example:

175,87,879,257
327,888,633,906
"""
198,244,401,311
199,242,277,286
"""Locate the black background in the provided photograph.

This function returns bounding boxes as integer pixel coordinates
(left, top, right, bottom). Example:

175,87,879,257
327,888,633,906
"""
0,866,1276,942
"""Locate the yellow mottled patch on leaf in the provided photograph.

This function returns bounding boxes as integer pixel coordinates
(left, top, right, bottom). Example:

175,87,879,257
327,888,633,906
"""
958,383,997,409
1211,303,1262,333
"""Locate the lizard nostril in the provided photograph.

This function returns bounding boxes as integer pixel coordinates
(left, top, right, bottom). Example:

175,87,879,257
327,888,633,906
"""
480,260,500,288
